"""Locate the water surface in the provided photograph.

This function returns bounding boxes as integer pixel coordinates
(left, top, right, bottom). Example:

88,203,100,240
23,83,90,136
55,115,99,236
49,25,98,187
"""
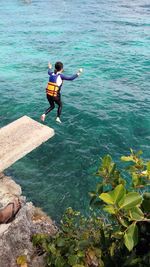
0,0,150,221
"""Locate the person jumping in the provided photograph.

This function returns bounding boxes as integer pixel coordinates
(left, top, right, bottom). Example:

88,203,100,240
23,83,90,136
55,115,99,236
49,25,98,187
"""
40,61,83,123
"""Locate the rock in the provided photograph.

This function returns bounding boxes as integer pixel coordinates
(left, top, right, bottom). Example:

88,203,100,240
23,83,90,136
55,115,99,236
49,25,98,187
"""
0,174,57,267
31,254,46,267
0,173,22,208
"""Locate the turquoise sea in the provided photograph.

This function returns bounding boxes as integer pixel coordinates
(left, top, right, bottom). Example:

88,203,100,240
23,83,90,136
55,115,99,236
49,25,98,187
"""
0,0,150,221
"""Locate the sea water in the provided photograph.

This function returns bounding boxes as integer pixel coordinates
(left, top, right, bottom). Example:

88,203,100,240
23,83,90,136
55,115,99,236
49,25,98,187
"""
0,0,150,221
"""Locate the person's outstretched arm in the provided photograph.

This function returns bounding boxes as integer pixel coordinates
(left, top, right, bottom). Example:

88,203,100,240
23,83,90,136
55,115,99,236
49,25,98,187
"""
61,73,78,81
61,68,83,81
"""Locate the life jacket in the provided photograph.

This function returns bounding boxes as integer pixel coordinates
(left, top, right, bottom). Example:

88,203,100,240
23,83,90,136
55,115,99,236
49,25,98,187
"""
46,82,59,97
46,73,62,97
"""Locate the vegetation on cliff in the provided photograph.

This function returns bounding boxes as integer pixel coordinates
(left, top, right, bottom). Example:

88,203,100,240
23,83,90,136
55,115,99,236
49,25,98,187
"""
32,149,150,267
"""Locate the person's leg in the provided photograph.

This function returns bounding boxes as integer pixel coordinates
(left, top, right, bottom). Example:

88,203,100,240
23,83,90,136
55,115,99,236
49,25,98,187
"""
54,96,62,123
0,198,21,224
41,95,55,121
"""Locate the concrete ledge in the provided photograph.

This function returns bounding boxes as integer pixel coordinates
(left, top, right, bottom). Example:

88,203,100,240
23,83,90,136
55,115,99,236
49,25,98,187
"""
0,116,55,172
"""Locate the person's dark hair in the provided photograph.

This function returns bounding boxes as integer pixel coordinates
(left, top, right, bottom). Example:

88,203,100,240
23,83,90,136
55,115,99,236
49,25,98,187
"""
54,61,63,74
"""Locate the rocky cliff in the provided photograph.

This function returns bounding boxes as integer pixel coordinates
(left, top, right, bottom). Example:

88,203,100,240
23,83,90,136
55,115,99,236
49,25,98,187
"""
0,173,57,267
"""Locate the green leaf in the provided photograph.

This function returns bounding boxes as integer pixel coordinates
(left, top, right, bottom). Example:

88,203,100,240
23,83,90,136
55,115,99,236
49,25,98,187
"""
121,156,134,162
48,244,57,255
129,207,144,221
119,192,142,210
132,173,141,187
109,162,116,174
77,251,84,258
119,217,130,228
124,223,138,251
103,205,116,214
68,255,78,265
99,192,114,204
100,184,125,206
110,242,116,257
102,155,112,167
55,256,66,267
112,184,126,204
112,231,124,239
56,238,66,247
130,148,134,154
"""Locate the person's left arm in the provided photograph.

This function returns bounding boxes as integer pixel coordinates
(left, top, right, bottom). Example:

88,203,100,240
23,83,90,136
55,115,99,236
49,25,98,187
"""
60,73,78,81
61,68,83,80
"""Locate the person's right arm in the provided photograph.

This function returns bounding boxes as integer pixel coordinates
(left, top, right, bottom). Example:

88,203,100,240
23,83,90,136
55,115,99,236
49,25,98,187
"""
48,62,53,75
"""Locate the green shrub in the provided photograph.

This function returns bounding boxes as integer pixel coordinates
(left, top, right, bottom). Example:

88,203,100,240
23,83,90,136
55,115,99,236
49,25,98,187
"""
32,149,150,267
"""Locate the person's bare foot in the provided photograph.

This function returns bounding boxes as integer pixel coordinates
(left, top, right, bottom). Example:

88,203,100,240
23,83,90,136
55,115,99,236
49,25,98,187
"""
0,198,21,224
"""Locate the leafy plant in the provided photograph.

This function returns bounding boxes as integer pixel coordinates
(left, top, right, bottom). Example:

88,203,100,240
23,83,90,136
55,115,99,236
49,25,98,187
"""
121,149,150,188
91,150,150,247
32,208,108,266
32,150,150,267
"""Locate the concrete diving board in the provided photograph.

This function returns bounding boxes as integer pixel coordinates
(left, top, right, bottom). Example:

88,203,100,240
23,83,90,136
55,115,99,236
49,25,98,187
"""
0,116,55,172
